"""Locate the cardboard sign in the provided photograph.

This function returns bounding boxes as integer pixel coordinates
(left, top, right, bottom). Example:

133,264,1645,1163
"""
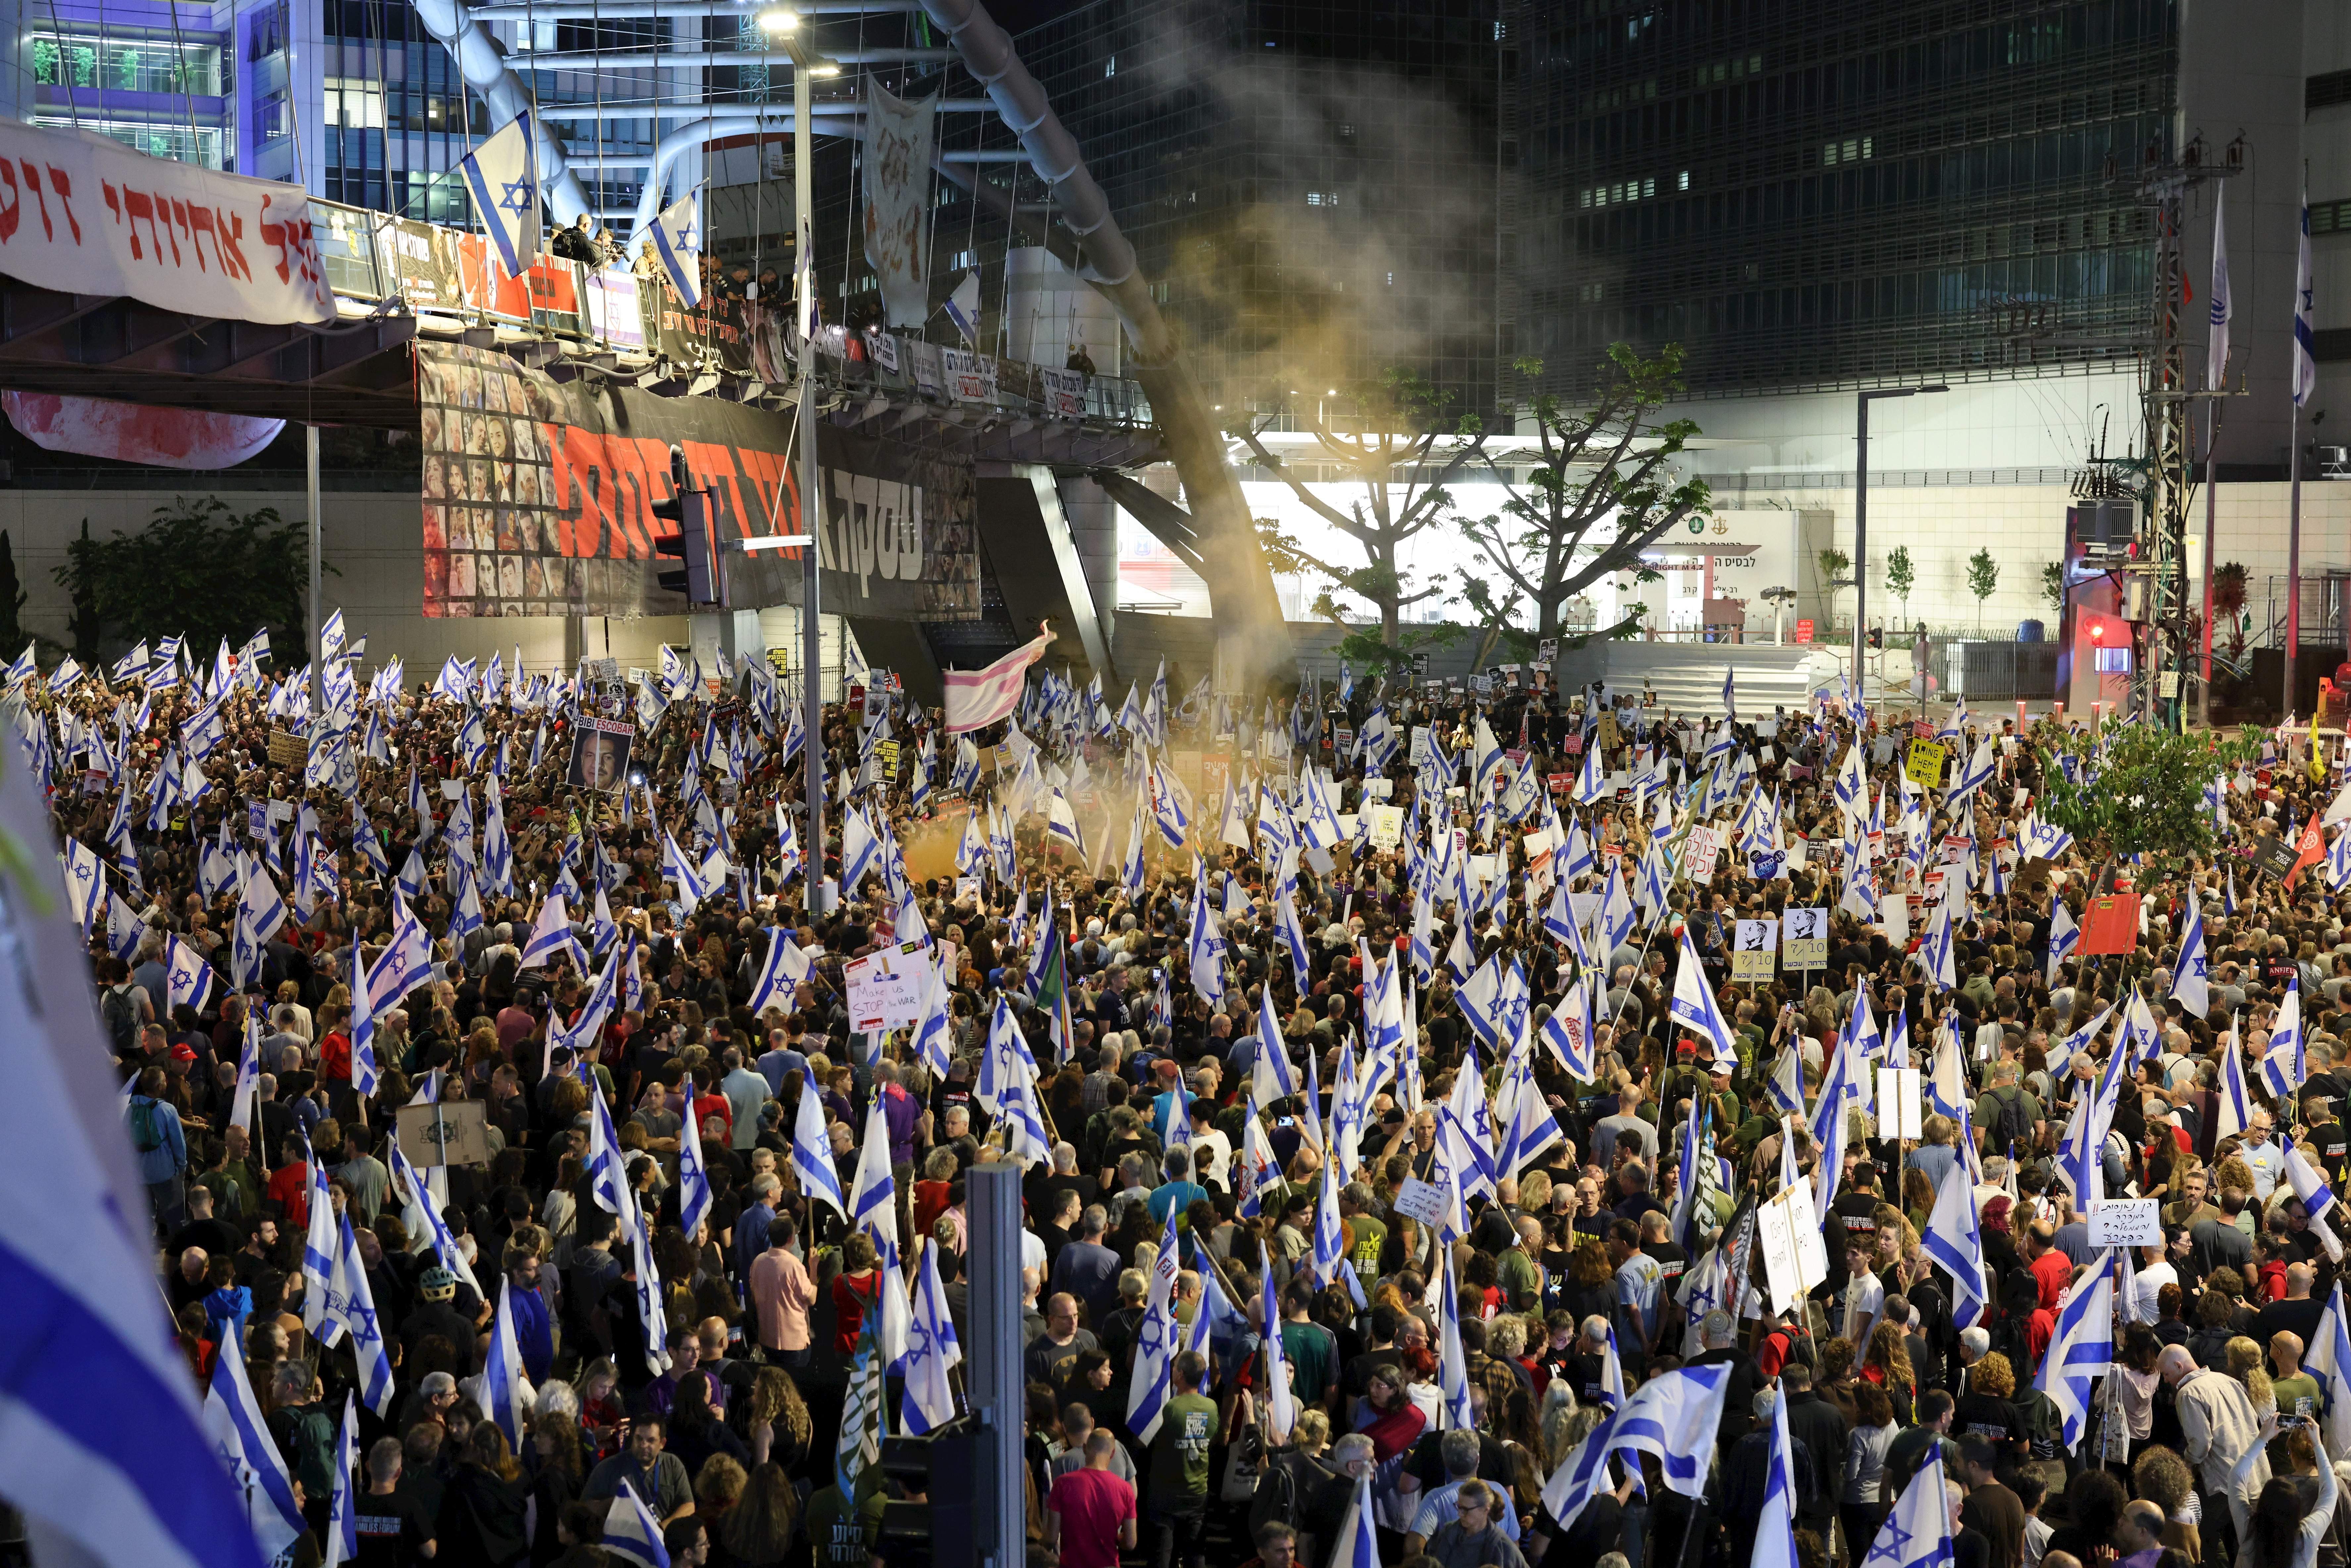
2087,1198,2162,1248
1538,638,1559,666
844,941,930,1033
1367,804,1405,848
395,1099,492,1168
267,729,308,769
1759,1177,1831,1312
1597,712,1621,749
1731,918,1778,982
1684,826,1722,883
1392,1178,1454,1228
1876,1067,1923,1139
1782,906,1830,970
1904,738,1948,788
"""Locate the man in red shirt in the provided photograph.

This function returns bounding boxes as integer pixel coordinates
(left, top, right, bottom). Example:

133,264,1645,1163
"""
1045,1430,1136,1568
689,1066,733,1146
2025,1221,2071,1311
266,1136,311,1228
315,1003,353,1100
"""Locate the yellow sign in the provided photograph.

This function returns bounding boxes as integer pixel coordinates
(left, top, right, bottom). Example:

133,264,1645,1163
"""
1904,737,1948,789
876,740,901,778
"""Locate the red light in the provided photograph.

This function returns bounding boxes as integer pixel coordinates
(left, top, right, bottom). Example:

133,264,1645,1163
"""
2089,622,2105,643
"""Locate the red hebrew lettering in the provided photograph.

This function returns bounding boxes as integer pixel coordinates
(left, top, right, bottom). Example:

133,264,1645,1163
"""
734,447,792,543
0,162,20,244
19,162,52,241
122,188,163,262
42,167,79,242
680,441,749,538
169,198,199,270
259,214,288,282
151,192,181,265
187,205,219,272
213,209,249,280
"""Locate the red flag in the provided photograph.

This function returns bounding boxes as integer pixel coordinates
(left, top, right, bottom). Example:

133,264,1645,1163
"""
2076,893,2143,956
2288,816,2327,889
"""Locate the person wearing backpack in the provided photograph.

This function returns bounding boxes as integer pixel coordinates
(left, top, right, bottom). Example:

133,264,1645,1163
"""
96,957,144,1063
125,1064,189,1233
1972,1061,2042,1159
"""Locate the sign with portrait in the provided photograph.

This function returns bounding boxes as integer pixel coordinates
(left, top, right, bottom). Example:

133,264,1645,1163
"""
568,716,637,793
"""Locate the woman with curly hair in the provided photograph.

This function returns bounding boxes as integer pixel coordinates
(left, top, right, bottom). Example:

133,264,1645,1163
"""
1954,1350,2028,1455
1556,1239,1614,1329
738,1365,815,1472
2130,1443,2203,1563
526,1414,588,1566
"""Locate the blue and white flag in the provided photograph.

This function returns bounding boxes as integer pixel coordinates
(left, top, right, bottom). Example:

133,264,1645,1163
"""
1126,1209,1182,1442
60,835,101,934
204,1328,308,1558
460,111,544,277
2284,1134,2341,1231
2297,188,2319,408
325,1391,359,1568
2172,895,2210,1018
1436,1245,1475,1431
900,1240,962,1434
2209,183,2232,391
329,1214,394,1414
165,933,217,1014
2031,1250,2115,1449
2300,1282,2351,1460
602,1480,671,1568
1864,1445,1954,1568
1668,925,1737,1056
677,1078,715,1239
1922,1162,1991,1330
1754,1381,1800,1568
1258,1241,1298,1442
486,1274,530,1447
1310,1148,1345,1287
942,270,983,346
2219,1015,2256,1143
2265,982,2307,1100
1328,1469,1381,1568
792,1065,847,1221
645,195,701,307
847,1089,897,1238
1541,1362,1734,1531
745,927,811,1017
366,895,431,1017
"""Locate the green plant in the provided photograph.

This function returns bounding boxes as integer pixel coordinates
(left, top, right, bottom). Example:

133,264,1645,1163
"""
2213,561,2250,659
2042,561,2065,613
30,39,57,83
53,496,326,664
2035,719,2259,874
1886,545,1916,624
1454,343,1712,649
1818,547,1852,585
1966,548,1999,634
70,45,94,85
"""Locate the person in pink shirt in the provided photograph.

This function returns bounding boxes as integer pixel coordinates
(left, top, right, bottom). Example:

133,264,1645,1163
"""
746,1212,816,1369
1046,1430,1138,1568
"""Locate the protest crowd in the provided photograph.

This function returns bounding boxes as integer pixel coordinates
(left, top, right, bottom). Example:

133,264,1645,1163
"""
53,617,2351,1568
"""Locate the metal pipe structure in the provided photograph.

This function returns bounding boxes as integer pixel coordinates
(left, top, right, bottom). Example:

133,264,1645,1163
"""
407,0,594,224
1852,385,1945,706
794,34,826,917
916,0,1288,686
510,47,952,67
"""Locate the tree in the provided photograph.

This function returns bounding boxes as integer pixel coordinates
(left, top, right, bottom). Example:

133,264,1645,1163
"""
1239,368,1484,668
2042,561,2066,614
1966,548,2000,635
1455,344,1711,650
2212,561,2250,665
2035,718,2258,875
54,496,320,662
1886,545,1916,627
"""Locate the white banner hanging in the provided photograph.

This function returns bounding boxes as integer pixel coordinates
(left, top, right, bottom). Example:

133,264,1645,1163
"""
861,84,937,330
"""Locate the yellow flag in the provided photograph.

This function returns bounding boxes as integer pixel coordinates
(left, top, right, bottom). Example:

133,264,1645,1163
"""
2312,713,2327,784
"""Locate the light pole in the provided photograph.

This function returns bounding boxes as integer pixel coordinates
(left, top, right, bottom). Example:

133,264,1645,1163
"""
1853,385,1948,708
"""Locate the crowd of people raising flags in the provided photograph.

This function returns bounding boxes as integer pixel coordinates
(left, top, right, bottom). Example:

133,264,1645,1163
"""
18,615,2351,1568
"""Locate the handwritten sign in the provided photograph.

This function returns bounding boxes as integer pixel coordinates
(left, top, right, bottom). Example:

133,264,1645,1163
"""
2088,1199,2162,1248
844,940,930,1034
1905,738,1948,789
1684,826,1721,883
1392,1178,1454,1228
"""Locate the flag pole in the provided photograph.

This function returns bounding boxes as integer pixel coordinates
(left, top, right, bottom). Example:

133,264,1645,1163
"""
2289,395,2303,720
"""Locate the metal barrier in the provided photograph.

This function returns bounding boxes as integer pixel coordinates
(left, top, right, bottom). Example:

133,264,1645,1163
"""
1940,639,2060,702
307,197,1153,428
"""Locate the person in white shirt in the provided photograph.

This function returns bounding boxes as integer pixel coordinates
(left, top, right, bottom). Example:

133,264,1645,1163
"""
2132,1236,2180,1322
1186,1095,1233,1191
2242,1114,2286,1201
1840,1243,1885,1349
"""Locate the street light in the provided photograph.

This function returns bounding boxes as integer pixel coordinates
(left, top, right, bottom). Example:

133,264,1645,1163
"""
756,6,798,29
1853,384,1948,708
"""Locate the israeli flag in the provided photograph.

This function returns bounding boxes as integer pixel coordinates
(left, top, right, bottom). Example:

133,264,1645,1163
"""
460,110,544,278
165,933,217,1015
2298,189,2319,408
2300,1282,2351,1459
1539,977,1595,1080
2266,982,2308,1100
1864,1446,1955,1568
2218,1017,2255,1143
204,1328,308,1557
60,835,101,935
641,194,701,305
326,1391,359,1568
1310,1150,1345,1286
1667,924,1737,1056
912,960,954,1079
1436,1246,1475,1430
847,1090,898,1237
602,1480,671,1568
366,895,432,1016
1125,1294,1179,1443
677,1080,715,1239
1542,1362,1734,1533
900,1240,963,1434
1922,1162,1991,1330
486,1275,530,1447
943,269,983,345
2284,1134,2342,1238
2031,1249,2115,1449
746,927,811,1016
792,1065,848,1221
2172,895,2210,1018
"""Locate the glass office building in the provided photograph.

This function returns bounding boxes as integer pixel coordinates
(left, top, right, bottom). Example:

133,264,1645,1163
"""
1010,0,1504,417
1513,0,2177,401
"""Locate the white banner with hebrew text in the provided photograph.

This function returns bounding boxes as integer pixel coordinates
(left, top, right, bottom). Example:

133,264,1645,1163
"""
0,121,334,324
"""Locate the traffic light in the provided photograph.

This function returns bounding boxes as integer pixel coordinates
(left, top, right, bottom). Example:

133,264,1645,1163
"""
874,1422,980,1568
1866,625,1883,650
651,486,722,605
